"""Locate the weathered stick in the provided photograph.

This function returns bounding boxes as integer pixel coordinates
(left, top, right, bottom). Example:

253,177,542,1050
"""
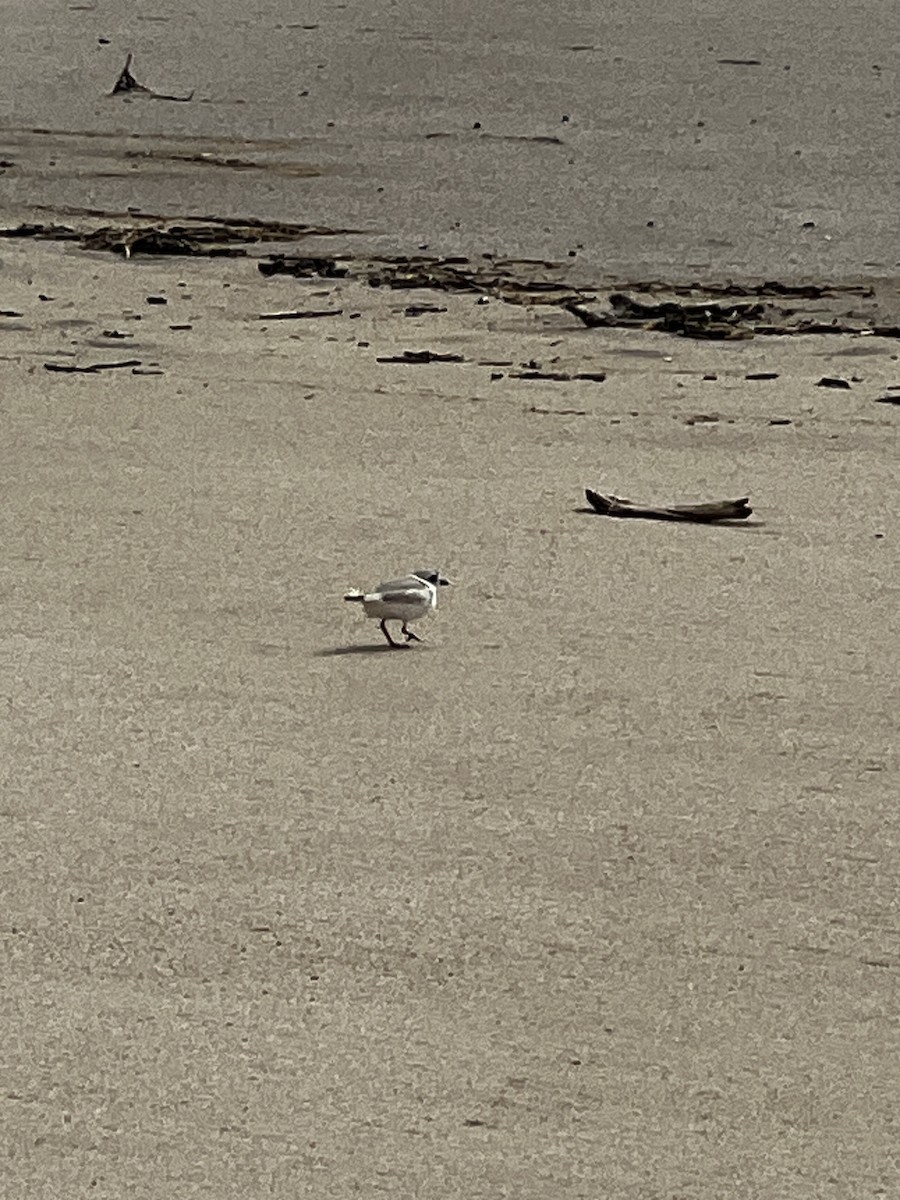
584,488,752,523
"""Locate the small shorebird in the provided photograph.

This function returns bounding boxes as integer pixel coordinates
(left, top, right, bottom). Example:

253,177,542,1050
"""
344,569,451,648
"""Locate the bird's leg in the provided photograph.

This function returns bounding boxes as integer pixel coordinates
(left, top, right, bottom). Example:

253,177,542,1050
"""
380,619,406,648
401,623,422,643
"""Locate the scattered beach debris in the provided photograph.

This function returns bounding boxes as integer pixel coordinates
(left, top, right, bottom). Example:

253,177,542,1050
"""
83,226,253,259
5,215,900,343
717,58,762,66
146,295,167,305
584,488,753,523
259,254,350,279
3,215,358,259
745,371,780,380
1,309,23,317
566,294,761,339
874,393,900,405
404,303,448,316
0,223,81,241
513,370,570,381
109,53,194,102
258,308,343,320
510,369,606,382
44,359,142,374
425,130,563,146
769,417,793,425
817,376,852,389
528,405,588,416
100,329,132,339
7,225,874,339
375,350,465,364
261,253,579,304
563,283,899,341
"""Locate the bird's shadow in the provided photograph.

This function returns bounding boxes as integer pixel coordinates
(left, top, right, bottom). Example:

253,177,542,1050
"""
315,643,429,658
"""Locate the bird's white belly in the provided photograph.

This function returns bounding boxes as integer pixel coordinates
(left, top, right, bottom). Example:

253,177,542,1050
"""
362,597,428,623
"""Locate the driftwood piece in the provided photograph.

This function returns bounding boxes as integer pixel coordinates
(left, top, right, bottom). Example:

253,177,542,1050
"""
585,487,752,523
110,54,194,102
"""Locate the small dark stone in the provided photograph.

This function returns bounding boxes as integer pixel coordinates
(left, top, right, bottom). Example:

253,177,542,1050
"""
817,376,851,389
146,295,168,305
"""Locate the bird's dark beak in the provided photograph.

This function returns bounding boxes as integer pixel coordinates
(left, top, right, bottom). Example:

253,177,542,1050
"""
438,576,451,586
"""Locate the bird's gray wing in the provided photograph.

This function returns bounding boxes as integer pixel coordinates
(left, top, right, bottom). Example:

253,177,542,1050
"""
374,587,428,605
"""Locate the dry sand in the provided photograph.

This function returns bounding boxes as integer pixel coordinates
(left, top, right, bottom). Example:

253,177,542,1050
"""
2,3,900,1198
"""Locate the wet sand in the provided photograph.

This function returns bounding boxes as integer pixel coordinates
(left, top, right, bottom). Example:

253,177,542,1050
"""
3,0,900,277
3,4,900,1198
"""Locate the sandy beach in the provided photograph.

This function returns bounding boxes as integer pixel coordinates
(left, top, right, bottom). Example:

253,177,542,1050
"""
3,3,900,1197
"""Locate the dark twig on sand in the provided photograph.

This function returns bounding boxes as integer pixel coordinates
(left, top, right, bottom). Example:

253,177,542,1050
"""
376,350,465,364
584,488,753,523
258,309,343,321
44,359,142,374
109,53,194,102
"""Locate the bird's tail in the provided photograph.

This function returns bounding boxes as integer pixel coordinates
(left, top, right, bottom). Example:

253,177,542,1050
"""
344,589,365,602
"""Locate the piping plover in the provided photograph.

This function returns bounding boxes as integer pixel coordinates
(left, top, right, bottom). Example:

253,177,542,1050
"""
344,569,451,648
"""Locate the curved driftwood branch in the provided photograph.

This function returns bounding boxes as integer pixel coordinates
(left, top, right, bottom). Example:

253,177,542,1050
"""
585,488,752,523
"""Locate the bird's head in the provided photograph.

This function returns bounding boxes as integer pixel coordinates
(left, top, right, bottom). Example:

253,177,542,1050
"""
413,569,452,587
